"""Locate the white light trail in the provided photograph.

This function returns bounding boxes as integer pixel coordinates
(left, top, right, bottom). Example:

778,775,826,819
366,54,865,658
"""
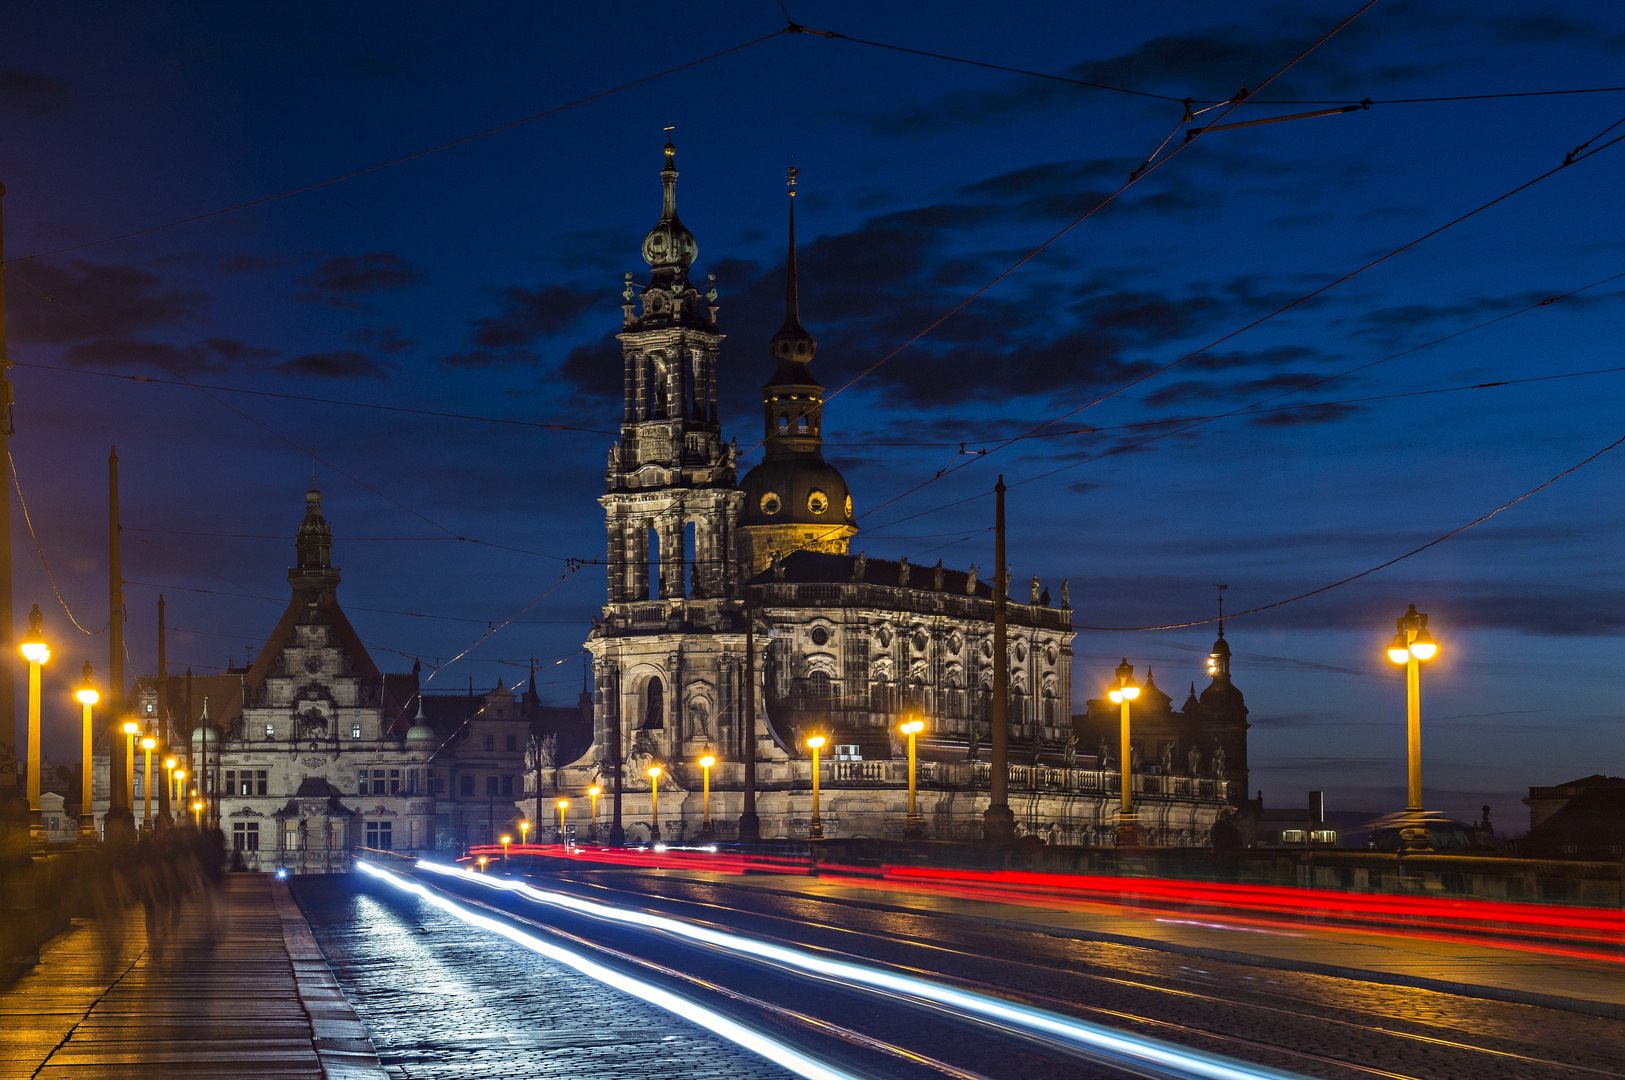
413,858,1309,1080
354,860,866,1080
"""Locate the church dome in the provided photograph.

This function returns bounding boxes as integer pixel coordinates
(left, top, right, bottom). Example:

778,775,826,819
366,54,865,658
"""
191,726,218,744
740,457,855,530
405,699,436,746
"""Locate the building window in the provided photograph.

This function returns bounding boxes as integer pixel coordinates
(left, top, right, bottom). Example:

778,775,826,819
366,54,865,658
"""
366,820,392,850
357,769,369,796
834,744,861,761
256,770,268,796
373,772,387,796
432,774,445,795
505,734,517,752
239,772,254,796
1310,830,1337,844
286,822,301,850
486,775,498,795
266,722,276,738
223,771,234,794
1281,830,1307,844
500,775,513,796
389,769,402,795
232,821,260,851
808,671,832,700
408,769,419,795
460,774,474,796
352,722,363,739
483,734,495,751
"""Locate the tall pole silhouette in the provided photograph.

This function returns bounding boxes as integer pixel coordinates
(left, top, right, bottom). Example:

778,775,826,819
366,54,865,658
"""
984,477,1015,844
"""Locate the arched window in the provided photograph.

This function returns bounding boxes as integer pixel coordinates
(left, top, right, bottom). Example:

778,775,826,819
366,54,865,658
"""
808,671,833,699
646,525,660,601
1042,691,1057,726
778,412,789,431
870,681,889,714
644,677,664,729
796,414,808,433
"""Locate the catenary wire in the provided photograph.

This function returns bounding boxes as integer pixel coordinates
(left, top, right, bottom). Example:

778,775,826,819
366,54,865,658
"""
5,29,791,264
9,362,613,434
794,24,1625,107
8,451,106,635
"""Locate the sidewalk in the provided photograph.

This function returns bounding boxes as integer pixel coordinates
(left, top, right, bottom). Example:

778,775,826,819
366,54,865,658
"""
633,867,1625,1019
0,874,387,1080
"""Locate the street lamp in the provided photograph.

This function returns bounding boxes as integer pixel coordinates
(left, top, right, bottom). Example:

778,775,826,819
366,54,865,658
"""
697,754,716,841
805,734,827,840
191,798,203,829
20,604,50,842
587,785,601,842
163,757,177,824
500,833,512,866
174,770,186,817
1387,604,1439,850
140,729,157,829
477,855,489,873
1107,659,1142,847
647,766,662,842
122,720,139,814
76,662,99,841
519,819,531,848
900,717,925,840
556,799,569,845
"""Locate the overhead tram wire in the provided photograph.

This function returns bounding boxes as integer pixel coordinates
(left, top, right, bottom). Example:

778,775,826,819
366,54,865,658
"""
840,106,1625,533
791,24,1625,108
1072,424,1625,633
9,451,106,635
5,28,792,264
5,271,592,566
10,362,613,435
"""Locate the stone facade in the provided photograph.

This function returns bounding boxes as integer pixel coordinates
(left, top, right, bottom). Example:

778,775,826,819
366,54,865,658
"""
555,146,1237,846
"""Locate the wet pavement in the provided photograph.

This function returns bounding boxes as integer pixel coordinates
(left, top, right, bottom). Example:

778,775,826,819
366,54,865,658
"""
291,865,1625,1080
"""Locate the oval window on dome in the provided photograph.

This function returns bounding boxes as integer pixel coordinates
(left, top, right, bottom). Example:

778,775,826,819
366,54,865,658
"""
807,489,829,515
760,492,782,515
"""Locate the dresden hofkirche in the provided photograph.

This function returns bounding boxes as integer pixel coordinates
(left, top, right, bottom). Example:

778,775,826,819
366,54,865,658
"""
555,143,1241,846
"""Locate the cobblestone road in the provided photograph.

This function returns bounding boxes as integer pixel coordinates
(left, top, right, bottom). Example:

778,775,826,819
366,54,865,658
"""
290,875,802,1080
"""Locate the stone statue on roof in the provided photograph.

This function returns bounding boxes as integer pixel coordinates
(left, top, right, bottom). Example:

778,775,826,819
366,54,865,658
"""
965,564,978,594
898,556,910,588
852,551,867,581
933,559,944,590
1061,580,1071,610
1030,575,1041,604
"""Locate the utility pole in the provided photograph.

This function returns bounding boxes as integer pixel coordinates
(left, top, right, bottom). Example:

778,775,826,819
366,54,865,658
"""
983,476,1015,845
739,590,760,841
108,447,131,834
157,595,169,824
608,670,624,844
0,182,15,781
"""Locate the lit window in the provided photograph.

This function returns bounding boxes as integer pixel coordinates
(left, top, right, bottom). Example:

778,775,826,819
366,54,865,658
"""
239,773,253,796
358,770,369,795
1280,830,1307,844
352,722,362,739
265,722,275,738
1310,829,1337,843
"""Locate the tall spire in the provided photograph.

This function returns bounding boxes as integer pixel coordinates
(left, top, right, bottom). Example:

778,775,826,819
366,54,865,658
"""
641,129,697,286
769,166,816,366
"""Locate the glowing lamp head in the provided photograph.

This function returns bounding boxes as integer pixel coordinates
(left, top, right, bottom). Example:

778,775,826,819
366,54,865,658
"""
1108,689,1123,704
500,835,511,845
123,720,139,736
900,719,924,735
175,770,185,782
191,800,203,811
1409,627,1437,661
1120,685,1140,701
1112,658,1140,699
647,765,661,779
19,606,49,665
806,735,826,751
77,662,100,706
1387,632,1411,665
588,785,601,797
164,757,176,770
698,754,715,769
140,735,156,751
556,799,569,810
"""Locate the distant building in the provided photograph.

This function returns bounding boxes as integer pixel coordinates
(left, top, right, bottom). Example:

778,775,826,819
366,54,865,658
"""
1254,791,1339,848
1521,775,1625,860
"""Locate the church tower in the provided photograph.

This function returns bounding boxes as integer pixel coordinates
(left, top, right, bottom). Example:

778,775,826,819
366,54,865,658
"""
601,137,742,603
737,170,857,574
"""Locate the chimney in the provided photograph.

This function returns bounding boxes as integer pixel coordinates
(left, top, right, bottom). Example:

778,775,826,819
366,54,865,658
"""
1309,790,1325,825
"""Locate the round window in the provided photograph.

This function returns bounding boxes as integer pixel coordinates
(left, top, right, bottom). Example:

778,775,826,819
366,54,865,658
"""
844,495,853,519
811,627,829,647
808,489,829,515
760,492,782,515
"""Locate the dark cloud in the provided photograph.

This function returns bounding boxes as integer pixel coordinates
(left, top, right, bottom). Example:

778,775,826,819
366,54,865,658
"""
443,284,607,369
275,351,386,379
351,325,415,354
1489,15,1603,44
8,261,207,343
1248,401,1360,427
298,252,424,308
63,337,269,376
560,335,622,399
0,68,77,118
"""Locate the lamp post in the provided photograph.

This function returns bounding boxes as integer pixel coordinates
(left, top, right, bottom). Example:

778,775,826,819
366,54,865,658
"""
900,717,925,840
174,770,186,819
122,720,139,819
163,757,176,828
697,754,715,841
805,735,826,840
76,662,99,841
587,785,601,842
519,819,531,848
500,833,512,866
477,855,489,873
556,799,569,845
140,729,157,830
1387,604,1439,851
1108,659,1142,847
21,604,50,843
191,797,203,830
647,766,662,842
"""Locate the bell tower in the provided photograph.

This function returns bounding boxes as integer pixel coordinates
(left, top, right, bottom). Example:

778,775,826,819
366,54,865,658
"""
600,137,742,605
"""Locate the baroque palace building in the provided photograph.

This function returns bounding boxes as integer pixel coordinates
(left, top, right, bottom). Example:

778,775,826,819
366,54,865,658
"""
551,142,1241,845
